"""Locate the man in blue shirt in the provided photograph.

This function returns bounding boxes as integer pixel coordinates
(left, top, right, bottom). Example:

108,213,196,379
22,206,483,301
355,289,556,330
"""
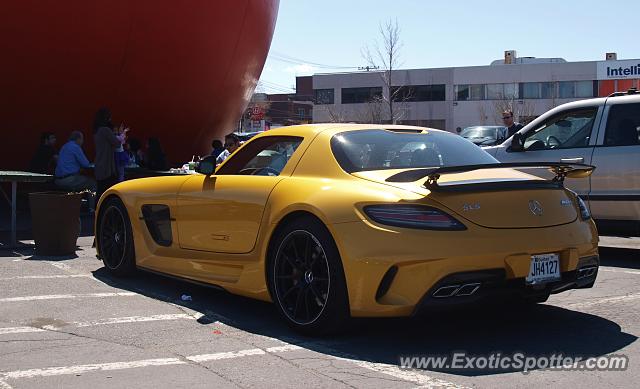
54,131,97,211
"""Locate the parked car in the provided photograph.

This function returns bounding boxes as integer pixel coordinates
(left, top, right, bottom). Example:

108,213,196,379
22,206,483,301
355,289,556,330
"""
460,125,507,146
96,124,599,334
234,131,263,143
484,90,640,228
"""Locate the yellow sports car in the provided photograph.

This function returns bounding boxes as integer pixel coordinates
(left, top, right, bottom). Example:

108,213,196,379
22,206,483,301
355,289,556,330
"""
96,124,599,334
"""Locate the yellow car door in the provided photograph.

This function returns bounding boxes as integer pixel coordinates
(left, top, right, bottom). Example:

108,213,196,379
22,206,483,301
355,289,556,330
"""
176,135,305,253
176,175,283,253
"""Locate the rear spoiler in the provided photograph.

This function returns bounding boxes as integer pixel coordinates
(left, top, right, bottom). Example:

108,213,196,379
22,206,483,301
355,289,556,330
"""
385,162,595,192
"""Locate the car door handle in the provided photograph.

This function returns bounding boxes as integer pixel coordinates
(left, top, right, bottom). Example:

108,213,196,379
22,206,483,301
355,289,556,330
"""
560,157,584,164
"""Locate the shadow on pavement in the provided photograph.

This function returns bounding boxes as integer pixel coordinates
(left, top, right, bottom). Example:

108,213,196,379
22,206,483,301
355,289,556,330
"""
92,266,637,377
599,247,640,270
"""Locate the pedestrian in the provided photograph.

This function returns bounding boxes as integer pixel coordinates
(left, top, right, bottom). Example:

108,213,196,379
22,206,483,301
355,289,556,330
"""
113,123,130,182
28,132,58,174
145,137,168,171
54,130,96,211
210,139,225,159
503,110,524,138
93,107,121,202
216,133,240,165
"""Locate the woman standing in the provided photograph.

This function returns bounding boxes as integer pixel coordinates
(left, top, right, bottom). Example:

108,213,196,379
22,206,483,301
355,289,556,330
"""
93,107,121,202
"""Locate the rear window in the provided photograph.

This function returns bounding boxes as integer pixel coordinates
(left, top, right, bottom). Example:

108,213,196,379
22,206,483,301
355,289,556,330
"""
331,129,498,173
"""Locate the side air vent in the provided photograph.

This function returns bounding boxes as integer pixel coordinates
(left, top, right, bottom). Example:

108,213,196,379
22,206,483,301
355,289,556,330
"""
141,204,173,247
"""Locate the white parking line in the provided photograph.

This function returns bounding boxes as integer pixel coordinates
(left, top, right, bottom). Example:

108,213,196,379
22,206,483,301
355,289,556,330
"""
48,262,74,272
0,327,47,335
600,268,640,275
0,314,199,335
1,347,289,380
0,292,137,303
3,358,185,379
335,356,464,389
0,274,92,281
565,292,640,309
0,379,13,389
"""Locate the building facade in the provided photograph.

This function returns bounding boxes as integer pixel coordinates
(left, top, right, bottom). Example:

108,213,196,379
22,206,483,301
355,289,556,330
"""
312,52,640,132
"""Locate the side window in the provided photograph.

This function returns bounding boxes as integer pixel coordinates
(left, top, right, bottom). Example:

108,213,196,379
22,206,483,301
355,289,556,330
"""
604,103,640,146
523,108,597,151
216,136,303,176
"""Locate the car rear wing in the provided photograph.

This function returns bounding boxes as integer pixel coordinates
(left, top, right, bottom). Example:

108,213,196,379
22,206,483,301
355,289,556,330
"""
385,162,595,192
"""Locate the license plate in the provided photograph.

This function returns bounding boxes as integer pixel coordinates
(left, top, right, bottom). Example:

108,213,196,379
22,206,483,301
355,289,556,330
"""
526,253,560,284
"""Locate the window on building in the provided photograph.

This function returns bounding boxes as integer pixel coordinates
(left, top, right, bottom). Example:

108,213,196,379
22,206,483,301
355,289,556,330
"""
298,108,305,118
470,84,485,100
541,82,554,99
575,81,595,98
485,83,518,100
521,82,555,99
391,84,445,102
341,87,383,104
314,89,334,104
559,81,575,98
455,84,485,101
522,83,540,99
455,85,470,101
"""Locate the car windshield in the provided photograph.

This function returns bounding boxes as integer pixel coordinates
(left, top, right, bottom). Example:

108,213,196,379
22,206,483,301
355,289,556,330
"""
461,127,497,138
331,129,498,173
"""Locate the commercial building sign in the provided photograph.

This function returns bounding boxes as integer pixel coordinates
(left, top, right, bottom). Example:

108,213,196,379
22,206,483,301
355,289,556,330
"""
597,59,640,80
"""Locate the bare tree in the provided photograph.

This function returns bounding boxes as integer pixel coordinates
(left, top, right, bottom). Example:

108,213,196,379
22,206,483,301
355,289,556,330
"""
355,96,385,124
322,105,348,123
362,19,408,124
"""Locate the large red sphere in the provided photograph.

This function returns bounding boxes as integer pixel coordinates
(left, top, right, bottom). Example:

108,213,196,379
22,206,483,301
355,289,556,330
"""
0,0,279,169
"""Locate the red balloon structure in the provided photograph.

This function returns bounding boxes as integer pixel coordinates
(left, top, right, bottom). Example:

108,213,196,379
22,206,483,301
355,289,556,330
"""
0,0,279,170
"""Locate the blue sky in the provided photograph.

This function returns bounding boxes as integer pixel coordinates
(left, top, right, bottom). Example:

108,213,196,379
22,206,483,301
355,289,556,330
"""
258,0,639,93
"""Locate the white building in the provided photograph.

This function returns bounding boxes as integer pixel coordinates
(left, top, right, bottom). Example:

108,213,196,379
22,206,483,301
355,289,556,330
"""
312,51,640,131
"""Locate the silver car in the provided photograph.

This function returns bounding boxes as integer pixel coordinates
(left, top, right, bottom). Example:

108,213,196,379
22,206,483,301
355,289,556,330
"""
460,126,508,146
484,91,640,227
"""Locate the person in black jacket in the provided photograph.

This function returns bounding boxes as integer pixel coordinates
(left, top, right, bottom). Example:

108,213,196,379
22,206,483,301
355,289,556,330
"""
503,110,524,138
28,132,58,173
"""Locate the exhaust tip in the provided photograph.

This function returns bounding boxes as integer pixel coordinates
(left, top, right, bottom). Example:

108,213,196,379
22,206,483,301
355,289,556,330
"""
433,285,460,298
456,283,481,296
577,266,598,279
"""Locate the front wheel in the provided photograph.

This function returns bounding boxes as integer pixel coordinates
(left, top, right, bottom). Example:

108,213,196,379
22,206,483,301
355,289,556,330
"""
267,216,350,335
98,197,136,276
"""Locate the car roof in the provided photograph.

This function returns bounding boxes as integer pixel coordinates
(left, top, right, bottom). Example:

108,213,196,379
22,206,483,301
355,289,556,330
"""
249,123,448,140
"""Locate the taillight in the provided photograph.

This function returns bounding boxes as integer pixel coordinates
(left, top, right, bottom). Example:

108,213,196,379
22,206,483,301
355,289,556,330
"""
363,205,466,230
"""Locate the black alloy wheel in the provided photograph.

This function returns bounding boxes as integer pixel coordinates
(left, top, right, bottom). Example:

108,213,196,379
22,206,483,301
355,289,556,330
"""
268,216,349,335
98,197,136,276
274,230,330,325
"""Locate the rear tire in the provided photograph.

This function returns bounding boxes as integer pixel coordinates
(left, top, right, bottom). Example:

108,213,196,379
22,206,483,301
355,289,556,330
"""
267,216,350,335
98,197,136,276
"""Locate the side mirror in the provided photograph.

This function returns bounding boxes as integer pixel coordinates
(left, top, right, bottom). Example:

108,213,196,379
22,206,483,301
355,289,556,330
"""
510,133,525,152
196,155,216,175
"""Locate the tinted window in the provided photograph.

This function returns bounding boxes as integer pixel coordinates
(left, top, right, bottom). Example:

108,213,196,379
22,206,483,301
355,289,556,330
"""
391,85,445,102
604,103,640,146
314,89,334,104
216,136,303,176
341,87,382,104
331,130,497,173
523,108,597,150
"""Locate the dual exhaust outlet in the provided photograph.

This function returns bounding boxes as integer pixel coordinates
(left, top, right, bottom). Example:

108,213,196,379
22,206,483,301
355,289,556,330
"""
433,282,481,298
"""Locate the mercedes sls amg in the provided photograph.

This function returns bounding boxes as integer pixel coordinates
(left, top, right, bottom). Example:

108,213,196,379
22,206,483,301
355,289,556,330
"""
96,124,599,334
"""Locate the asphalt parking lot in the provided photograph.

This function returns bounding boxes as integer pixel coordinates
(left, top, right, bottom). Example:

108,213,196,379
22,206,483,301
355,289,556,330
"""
1,235,638,388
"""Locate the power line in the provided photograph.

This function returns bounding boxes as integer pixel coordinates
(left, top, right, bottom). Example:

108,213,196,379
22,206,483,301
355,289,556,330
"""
269,51,359,70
